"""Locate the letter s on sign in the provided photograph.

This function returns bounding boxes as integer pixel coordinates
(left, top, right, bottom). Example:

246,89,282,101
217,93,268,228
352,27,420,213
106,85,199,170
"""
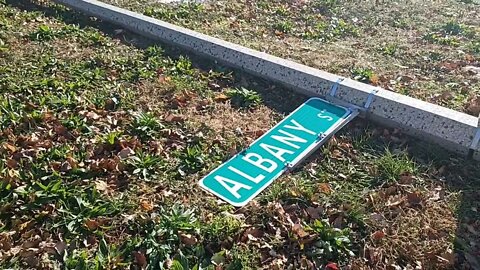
317,112,333,121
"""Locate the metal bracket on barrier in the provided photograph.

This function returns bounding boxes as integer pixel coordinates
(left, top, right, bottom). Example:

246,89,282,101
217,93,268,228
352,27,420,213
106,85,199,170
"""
470,115,480,152
363,88,379,110
329,78,344,98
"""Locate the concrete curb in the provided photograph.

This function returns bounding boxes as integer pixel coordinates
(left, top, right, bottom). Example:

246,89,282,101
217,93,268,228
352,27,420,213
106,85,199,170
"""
53,0,480,160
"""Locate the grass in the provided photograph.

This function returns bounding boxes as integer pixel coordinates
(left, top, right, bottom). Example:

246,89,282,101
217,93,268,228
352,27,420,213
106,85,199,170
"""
0,1,480,269
104,0,480,115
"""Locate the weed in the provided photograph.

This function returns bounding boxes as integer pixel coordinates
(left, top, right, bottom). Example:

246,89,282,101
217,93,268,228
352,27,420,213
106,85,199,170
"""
0,95,23,129
85,31,107,46
204,214,242,242
173,56,194,76
273,20,294,33
226,87,262,108
30,25,56,41
381,44,398,56
62,114,90,133
458,0,480,3
131,112,164,140
130,204,199,267
178,144,206,175
275,6,289,16
128,151,164,180
102,131,123,146
177,2,204,19
305,219,354,264
351,67,376,84
145,45,165,59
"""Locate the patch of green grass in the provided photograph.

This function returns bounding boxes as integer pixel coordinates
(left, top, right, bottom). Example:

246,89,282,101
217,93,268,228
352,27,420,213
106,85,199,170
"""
0,95,24,129
424,21,477,46
129,204,202,267
469,39,480,53
228,245,261,270
303,18,358,41
374,149,416,183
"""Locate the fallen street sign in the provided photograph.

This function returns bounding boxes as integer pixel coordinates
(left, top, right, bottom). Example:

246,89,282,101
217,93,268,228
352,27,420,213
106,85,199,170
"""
199,97,358,207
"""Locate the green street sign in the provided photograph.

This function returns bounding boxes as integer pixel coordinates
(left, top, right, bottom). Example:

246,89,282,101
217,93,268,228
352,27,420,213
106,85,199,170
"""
199,98,357,207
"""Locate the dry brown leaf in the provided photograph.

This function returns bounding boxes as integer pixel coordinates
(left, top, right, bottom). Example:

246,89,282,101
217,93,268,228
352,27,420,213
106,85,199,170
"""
104,98,117,111
66,157,78,169
164,114,185,123
133,251,147,267
95,180,110,193
466,97,480,115
214,93,230,102
55,242,67,256
370,73,380,85
292,224,309,238
306,207,323,220
99,158,120,171
118,147,135,159
326,262,339,270
241,227,264,242
318,183,332,194
385,196,404,207
85,111,101,120
0,232,13,251
50,161,61,171
18,220,34,233
54,124,68,136
331,149,343,159
407,192,423,206
42,112,55,122
333,215,343,228
6,159,18,169
22,236,41,249
371,230,386,241
179,233,198,246
85,219,99,230
2,142,16,153
161,190,174,197
140,200,154,211
399,173,414,184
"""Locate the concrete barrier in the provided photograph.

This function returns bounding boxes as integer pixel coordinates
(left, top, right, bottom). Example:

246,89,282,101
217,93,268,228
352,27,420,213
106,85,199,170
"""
53,0,480,160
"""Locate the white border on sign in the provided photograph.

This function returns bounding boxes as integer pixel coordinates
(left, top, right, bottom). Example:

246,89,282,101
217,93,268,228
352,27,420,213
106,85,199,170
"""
198,97,357,207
